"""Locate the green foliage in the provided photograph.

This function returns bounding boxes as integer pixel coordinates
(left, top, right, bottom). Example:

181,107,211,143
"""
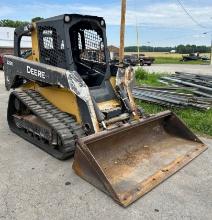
135,68,164,86
0,17,44,28
125,46,174,53
0,19,28,28
176,44,210,54
137,101,212,136
32,17,43,22
125,45,210,53
135,68,148,80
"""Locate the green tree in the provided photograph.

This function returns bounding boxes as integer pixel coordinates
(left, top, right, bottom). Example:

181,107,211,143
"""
0,19,28,28
125,45,210,54
31,17,43,22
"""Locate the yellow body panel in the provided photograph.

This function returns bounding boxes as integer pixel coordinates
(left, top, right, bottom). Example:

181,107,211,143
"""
109,76,116,88
97,77,120,111
97,100,120,111
22,83,82,123
26,54,33,60
31,23,40,62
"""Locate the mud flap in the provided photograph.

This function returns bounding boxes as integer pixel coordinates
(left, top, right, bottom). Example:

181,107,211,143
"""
72,111,207,207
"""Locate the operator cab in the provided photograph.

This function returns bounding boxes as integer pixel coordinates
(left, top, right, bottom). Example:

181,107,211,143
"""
69,20,107,87
14,14,113,98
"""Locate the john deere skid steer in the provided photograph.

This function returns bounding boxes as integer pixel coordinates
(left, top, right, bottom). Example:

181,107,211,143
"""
4,14,207,207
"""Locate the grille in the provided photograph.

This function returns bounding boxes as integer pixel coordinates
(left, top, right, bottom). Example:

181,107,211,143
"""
78,29,105,63
38,26,66,67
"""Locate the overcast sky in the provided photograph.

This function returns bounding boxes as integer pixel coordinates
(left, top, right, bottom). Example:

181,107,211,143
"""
0,0,212,46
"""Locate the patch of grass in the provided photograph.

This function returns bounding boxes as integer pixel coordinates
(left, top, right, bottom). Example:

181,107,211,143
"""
135,68,165,86
134,69,212,136
125,52,211,59
155,57,180,64
175,108,212,136
154,57,208,65
137,101,212,136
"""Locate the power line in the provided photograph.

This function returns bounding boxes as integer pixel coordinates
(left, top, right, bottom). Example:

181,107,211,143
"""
176,0,207,29
130,24,209,43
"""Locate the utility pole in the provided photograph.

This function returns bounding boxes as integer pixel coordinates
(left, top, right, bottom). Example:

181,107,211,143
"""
210,33,212,65
119,0,126,63
136,22,140,59
203,31,212,65
210,17,212,65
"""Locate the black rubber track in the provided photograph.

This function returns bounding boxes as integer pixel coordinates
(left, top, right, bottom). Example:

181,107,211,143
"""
7,89,86,160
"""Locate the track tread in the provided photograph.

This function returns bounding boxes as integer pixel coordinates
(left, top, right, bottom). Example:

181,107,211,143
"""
10,89,86,159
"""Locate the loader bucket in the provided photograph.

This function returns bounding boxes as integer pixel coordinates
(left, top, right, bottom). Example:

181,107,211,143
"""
72,111,207,207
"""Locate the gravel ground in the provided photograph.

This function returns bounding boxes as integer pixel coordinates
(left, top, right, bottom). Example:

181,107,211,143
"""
142,64,212,75
0,70,212,220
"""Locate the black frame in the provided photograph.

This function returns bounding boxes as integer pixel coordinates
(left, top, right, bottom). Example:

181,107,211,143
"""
36,14,111,80
14,25,31,57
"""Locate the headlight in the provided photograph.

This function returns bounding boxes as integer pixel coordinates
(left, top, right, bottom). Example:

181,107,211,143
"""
64,15,71,23
100,20,105,27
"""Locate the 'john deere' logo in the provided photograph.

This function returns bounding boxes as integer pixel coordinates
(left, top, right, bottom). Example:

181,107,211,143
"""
27,66,45,79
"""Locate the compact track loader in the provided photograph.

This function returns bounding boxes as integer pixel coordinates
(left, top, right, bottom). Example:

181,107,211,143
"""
4,14,207,207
